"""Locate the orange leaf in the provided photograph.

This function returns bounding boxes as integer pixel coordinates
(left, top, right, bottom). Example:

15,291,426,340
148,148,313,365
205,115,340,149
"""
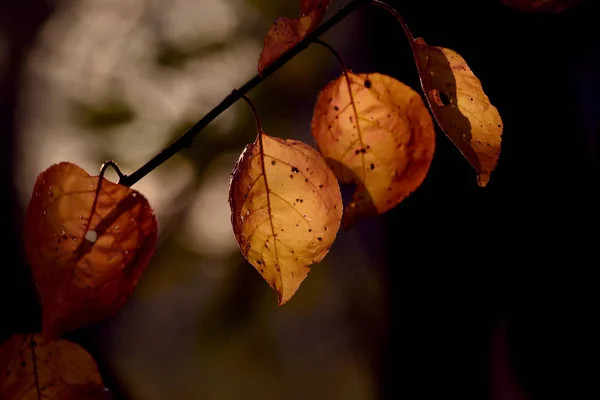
257,0,331,75
499,0,583,12
412,38,503,187
24,162,158,340
229,133,342,304
0,334,111,400
311,72,435,227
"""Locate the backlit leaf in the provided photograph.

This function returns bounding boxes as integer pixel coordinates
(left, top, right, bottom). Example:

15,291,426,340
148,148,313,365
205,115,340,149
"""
412,38,503,186
311,72,435,227
24,162,158,340
499,0,583,12
0,334,111,400
229,133,342,305
257,0,331,75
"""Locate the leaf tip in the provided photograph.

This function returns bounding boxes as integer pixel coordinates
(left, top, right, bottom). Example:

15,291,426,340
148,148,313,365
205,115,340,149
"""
477,172,491,187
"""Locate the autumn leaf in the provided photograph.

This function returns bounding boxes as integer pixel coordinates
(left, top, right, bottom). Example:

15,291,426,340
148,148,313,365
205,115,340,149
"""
24,162,158,340
229,132,342,305
311,72,435,227
499,0,583,13
412,38,503,187
257,0,331,74
0,334,111,400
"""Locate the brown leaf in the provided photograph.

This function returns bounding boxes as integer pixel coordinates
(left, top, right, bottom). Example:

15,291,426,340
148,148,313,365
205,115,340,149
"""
229,133,342,304
499,0,583,12
412,38,503,186
0,334,110,400
257,0,331,75
311,72,435,227
24,162,158,340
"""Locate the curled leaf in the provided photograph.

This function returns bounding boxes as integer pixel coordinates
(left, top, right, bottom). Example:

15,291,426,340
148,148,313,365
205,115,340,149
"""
412,38,502,186
499,0,583,13
257,0,331,74
24,162,158,340
0,334,111,400
229,133,342,304
311,72,435,227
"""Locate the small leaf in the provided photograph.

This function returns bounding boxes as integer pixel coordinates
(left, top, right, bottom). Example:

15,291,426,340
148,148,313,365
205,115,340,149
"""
229,133,342,305
0,334,111,400
412,38,503,186
311,72,435,227
499,0,583,13
257,0,331,75
24,162,158,340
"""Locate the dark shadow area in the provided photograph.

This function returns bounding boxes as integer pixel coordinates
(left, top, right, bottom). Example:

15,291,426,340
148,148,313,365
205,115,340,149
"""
323,157,376,228
364,0,599,399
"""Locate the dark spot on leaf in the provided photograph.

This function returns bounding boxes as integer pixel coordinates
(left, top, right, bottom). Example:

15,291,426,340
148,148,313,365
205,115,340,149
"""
289,174,294,178
291,166,299,173
257,260,262,265
334,106,339,111
370,164,375,170
439,91,451,106
305,178,308,182
308,229,312,232
271,160,276,165
364,79,372,88
317,237,322,241
319,184,323,188
360,148,366,153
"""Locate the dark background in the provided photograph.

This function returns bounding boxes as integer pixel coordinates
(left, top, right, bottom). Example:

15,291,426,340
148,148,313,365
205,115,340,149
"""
1,0,598,399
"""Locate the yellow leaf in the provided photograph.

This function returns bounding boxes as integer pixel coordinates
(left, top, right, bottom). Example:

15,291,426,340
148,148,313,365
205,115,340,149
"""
229,132,342,305
311,72,435,227
499,0,583,13
412,38,503,186
0,334,110,400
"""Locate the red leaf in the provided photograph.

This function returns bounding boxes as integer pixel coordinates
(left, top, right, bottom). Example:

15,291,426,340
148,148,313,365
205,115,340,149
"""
24,162,158,340
257,0,331,75
0,334,111,400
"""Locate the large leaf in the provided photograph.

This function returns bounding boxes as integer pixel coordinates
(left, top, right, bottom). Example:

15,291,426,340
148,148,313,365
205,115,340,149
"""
412,38,502,187
311,72,435,227
499,0,583,12
0,334,111,400
257,0,331,74
24,162,158,340
229,133,342,304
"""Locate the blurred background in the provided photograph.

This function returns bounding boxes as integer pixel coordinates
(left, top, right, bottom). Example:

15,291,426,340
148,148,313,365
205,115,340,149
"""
1,0,598,399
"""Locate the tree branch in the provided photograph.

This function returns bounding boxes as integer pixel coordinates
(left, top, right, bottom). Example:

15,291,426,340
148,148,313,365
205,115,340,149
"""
118,0,370,187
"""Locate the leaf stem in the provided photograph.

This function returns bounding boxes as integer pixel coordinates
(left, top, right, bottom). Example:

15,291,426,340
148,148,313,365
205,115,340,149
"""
30,334,41,400
313,39,350,74
369,0,415,42
118,0,371,187
86,160,123,235
239,93,264,134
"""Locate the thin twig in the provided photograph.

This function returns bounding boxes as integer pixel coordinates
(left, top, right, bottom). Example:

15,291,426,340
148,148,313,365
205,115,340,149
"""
118,0,371,187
